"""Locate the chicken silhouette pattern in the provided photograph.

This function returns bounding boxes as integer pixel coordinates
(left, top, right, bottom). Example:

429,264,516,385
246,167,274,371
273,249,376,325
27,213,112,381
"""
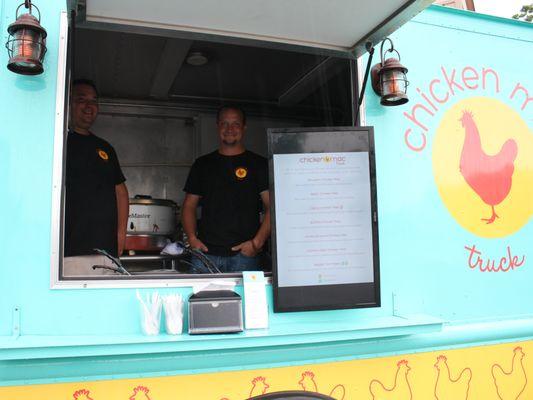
71,386,152,400
73,389,94,400
50,343,533,400
128,386,152,400
434,355,472,400
219,371,345,399
492,347,527,400
248,376,270,398
369,359,413,400
219,376,271,399
298,370,345,399
459,110,518,224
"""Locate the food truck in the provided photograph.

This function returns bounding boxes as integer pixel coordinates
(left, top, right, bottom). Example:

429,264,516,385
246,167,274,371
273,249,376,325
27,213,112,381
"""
0,0,532,398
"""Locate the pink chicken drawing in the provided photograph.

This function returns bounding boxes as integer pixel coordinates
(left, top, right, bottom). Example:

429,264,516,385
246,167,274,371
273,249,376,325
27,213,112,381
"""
129,385,152,400
459,110,518,224
72,389,94,400
492,347,527,400
369,360,413,400
434,355,472,400
298,371,346,399
249,376,270,398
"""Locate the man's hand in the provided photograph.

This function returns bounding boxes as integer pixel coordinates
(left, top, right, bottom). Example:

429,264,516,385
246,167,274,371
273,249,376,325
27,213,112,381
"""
232,239,260,257
189,236,208,252
181,193,208,252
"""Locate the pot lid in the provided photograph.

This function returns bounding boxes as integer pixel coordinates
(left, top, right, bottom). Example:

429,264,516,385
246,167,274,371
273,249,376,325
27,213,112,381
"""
129,197,177,207
80,0,433,56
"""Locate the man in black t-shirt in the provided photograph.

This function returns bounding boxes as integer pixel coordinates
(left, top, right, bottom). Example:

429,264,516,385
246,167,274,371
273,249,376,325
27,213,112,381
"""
63,79,129,276
182,106,270,273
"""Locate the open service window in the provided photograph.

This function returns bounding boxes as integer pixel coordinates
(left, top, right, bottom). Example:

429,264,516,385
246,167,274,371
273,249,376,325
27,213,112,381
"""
268,127,380,311
53,17,357,287
52,0,430,287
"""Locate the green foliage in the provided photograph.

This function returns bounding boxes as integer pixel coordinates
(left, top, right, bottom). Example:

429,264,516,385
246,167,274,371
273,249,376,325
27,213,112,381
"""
512,4,533,22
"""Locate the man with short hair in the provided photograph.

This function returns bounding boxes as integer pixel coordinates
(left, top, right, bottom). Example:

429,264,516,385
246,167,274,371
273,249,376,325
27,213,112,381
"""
63,79,129,276
181,106,270,273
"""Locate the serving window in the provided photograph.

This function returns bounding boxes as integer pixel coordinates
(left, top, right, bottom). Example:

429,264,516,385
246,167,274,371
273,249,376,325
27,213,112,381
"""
54,19,358,285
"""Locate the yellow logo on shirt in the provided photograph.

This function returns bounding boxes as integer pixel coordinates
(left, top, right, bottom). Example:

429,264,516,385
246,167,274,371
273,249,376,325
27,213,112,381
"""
97,149,109,161
235,167,248,180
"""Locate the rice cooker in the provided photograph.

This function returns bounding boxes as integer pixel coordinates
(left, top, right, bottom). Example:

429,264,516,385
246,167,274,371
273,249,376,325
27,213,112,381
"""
127,196,178,235
125,196,179,252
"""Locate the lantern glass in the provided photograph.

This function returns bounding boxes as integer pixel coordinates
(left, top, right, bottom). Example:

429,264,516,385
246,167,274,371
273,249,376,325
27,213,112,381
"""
380,69,408,105
12,28,43,62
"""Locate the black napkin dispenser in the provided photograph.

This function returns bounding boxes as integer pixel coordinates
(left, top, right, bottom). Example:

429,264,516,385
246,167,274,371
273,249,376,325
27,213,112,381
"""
188,290,243,334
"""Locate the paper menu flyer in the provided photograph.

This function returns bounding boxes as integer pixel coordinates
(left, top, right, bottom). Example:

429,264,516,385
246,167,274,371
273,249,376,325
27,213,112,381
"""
242,271,269,329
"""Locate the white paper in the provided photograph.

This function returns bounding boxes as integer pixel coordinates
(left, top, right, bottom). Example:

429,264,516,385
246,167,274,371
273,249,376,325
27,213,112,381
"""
192,280,236,294
242,271,269,329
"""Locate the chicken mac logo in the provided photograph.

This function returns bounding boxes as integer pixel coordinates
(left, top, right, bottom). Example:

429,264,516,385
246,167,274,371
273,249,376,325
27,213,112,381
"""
235,167,248,180
432,97,533,238
97,149,109,161
299,155,346,165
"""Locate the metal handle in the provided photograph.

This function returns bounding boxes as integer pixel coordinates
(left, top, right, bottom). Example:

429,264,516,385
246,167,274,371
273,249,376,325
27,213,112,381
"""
16,2,41,21
380,37,401,64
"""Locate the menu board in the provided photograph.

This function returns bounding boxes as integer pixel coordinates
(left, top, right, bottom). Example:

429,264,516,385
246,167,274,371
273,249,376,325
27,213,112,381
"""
268,127,380,312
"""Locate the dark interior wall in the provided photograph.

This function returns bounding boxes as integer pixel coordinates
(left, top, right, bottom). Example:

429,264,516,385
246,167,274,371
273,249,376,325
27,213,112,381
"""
92,104,300,204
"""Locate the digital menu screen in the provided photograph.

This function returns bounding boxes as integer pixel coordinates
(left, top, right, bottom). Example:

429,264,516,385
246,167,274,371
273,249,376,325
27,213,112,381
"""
268,127,380,312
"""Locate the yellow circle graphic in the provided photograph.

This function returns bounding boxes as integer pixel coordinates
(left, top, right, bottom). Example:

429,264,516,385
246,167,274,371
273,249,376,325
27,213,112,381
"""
235,167,248,180
433,97,533,238
97,149,109,160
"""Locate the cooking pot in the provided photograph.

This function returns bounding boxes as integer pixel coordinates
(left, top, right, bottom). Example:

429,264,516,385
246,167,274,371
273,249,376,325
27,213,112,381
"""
124,234,170,252
127,195,178,236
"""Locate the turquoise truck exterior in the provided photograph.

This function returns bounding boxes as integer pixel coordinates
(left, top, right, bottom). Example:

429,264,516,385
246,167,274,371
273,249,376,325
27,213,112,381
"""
0,2,532,398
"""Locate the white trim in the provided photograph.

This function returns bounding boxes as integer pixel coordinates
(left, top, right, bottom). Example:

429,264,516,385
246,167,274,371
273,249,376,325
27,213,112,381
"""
53,276,247,290
50,11,69,289
82,0,430,56
85,15,349,52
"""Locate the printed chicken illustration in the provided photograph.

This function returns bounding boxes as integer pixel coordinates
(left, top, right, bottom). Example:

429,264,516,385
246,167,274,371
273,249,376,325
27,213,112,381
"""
299,371,319,392
73,389,94,400
220,376,270,400
248,376,270,398
129,385,152,400
298,371,345,399
328,384,346,399
459,110,518,224
434,355,472,400
492,347,527,400
369,359,412,400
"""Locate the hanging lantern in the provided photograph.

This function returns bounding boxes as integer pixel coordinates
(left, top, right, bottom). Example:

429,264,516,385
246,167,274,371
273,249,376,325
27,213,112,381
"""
5,1,47,75
370,38,409,106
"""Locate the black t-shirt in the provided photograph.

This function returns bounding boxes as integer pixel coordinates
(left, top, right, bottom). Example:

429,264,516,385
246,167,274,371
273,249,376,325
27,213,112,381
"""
183,150,268,256
64,131,126,257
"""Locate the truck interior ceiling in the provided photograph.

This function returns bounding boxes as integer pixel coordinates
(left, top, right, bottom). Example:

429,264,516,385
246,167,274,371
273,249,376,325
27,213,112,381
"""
62,23,356,280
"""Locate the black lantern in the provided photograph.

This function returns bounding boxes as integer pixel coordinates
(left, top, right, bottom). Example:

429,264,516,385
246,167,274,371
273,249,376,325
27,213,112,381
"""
371,38,409,106
5,1,47,75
